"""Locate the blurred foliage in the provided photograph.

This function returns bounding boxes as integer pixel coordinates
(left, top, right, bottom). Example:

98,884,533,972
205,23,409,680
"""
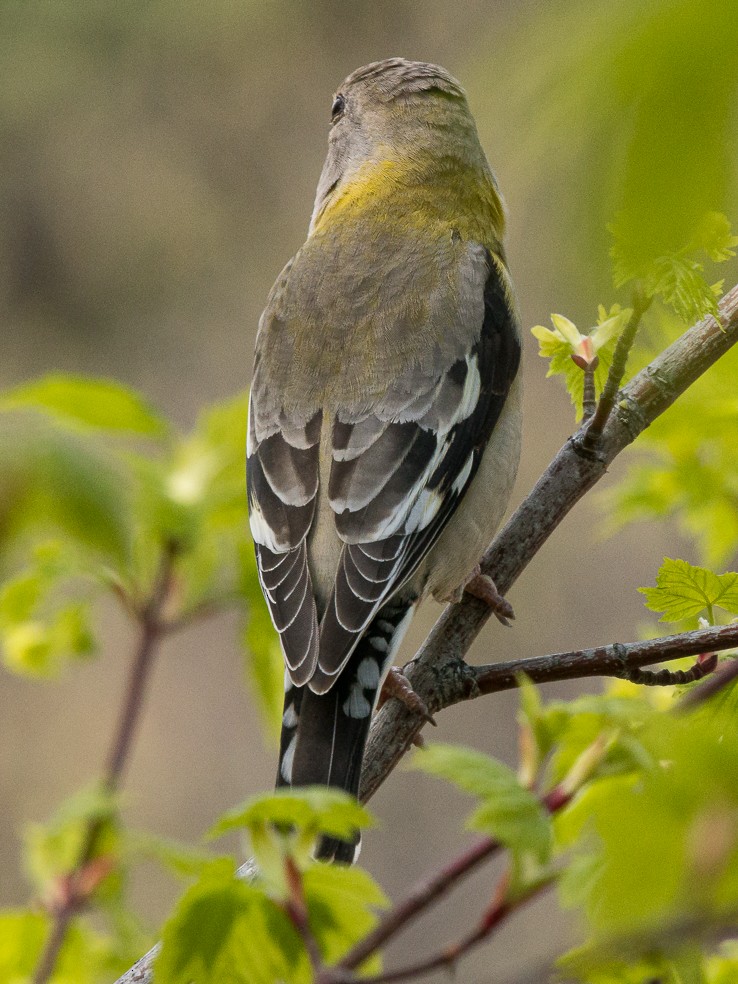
534,210,738,570
475,0,738,298
0,376,276,711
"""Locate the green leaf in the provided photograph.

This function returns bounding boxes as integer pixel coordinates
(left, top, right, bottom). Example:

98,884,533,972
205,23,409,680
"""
0,414,133,565
0,910,47,980
693,212,738,264
125,830,216,881
156,860,309,984
0,375,169,438
209,787,375,843
23,784,119,891
0,908,137,983
411,744,551,864
304,865,388,968
0,542,99,678
558,709,738,974
531,306,630,419
640,557,738,623
611,212,738,323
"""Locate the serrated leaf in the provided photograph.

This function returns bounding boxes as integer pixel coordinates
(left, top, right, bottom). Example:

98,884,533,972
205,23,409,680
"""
0,375,169,438
640,557,738,623
209,787,375,843
411,744,551,863
692,212,738,263
304,865,388,968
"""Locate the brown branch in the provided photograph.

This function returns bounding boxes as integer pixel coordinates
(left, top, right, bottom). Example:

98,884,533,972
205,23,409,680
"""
466,624,738,700
327,786,571,982
333,838,499,977
348,874,553,984
32,547,176,984
360,283,738,802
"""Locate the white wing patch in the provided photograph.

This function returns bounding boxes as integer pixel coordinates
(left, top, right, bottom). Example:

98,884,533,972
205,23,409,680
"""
280,734,297,783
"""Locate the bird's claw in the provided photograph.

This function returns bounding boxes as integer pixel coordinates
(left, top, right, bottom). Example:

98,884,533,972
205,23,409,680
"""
378,667,436,725
463,566,515,625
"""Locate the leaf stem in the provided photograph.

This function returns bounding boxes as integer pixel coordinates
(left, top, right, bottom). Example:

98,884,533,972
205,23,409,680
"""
578,287,650,455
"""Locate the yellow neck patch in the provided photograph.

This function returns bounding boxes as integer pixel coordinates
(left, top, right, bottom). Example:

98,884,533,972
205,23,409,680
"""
312,157,504,245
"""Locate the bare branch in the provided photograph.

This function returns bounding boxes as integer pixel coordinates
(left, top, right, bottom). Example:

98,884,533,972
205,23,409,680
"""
467,624,738,700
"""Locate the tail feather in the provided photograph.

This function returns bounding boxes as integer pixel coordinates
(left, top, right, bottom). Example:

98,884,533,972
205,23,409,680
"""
276,599,415,863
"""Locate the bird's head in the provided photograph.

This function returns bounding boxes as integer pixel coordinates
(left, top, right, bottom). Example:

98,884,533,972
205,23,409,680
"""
310,58,501,235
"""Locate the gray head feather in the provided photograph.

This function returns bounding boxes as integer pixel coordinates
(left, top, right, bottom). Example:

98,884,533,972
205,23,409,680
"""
339,58,466,103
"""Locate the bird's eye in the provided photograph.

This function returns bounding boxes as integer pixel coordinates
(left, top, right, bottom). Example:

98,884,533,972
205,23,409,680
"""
331,94,346,121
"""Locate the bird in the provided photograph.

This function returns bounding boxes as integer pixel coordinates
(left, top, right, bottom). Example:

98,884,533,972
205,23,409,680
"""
247,58,522,863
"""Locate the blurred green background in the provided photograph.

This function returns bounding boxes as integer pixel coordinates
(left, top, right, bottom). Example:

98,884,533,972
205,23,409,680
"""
1,1,736,980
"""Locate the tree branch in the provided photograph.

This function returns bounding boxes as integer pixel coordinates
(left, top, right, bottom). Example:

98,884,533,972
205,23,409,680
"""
360,283,738,802
466,623,738,699
32,547,176,984
330,784,569,980
343,873,554,984
115,286,738,984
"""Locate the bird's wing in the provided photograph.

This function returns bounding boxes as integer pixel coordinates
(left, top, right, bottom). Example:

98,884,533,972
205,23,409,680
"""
247,378,322,685
311,245,520,693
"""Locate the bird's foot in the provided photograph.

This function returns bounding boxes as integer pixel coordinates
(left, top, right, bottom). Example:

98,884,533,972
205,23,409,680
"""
377,667,436,725
462,565,515,626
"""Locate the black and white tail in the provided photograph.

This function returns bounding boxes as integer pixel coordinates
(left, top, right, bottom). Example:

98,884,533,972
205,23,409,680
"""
276,599,415,863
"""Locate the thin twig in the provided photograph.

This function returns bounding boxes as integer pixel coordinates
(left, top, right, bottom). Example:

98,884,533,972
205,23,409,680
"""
283,856,325,975
351,876,553,984
334,838,499,976
330,786,570,979
581,362,597,420
679,655,738,710
466,624,738,700
32,547,176,984
623,651,717,687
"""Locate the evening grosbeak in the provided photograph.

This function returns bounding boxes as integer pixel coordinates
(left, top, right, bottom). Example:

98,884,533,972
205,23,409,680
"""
247,59,522,862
